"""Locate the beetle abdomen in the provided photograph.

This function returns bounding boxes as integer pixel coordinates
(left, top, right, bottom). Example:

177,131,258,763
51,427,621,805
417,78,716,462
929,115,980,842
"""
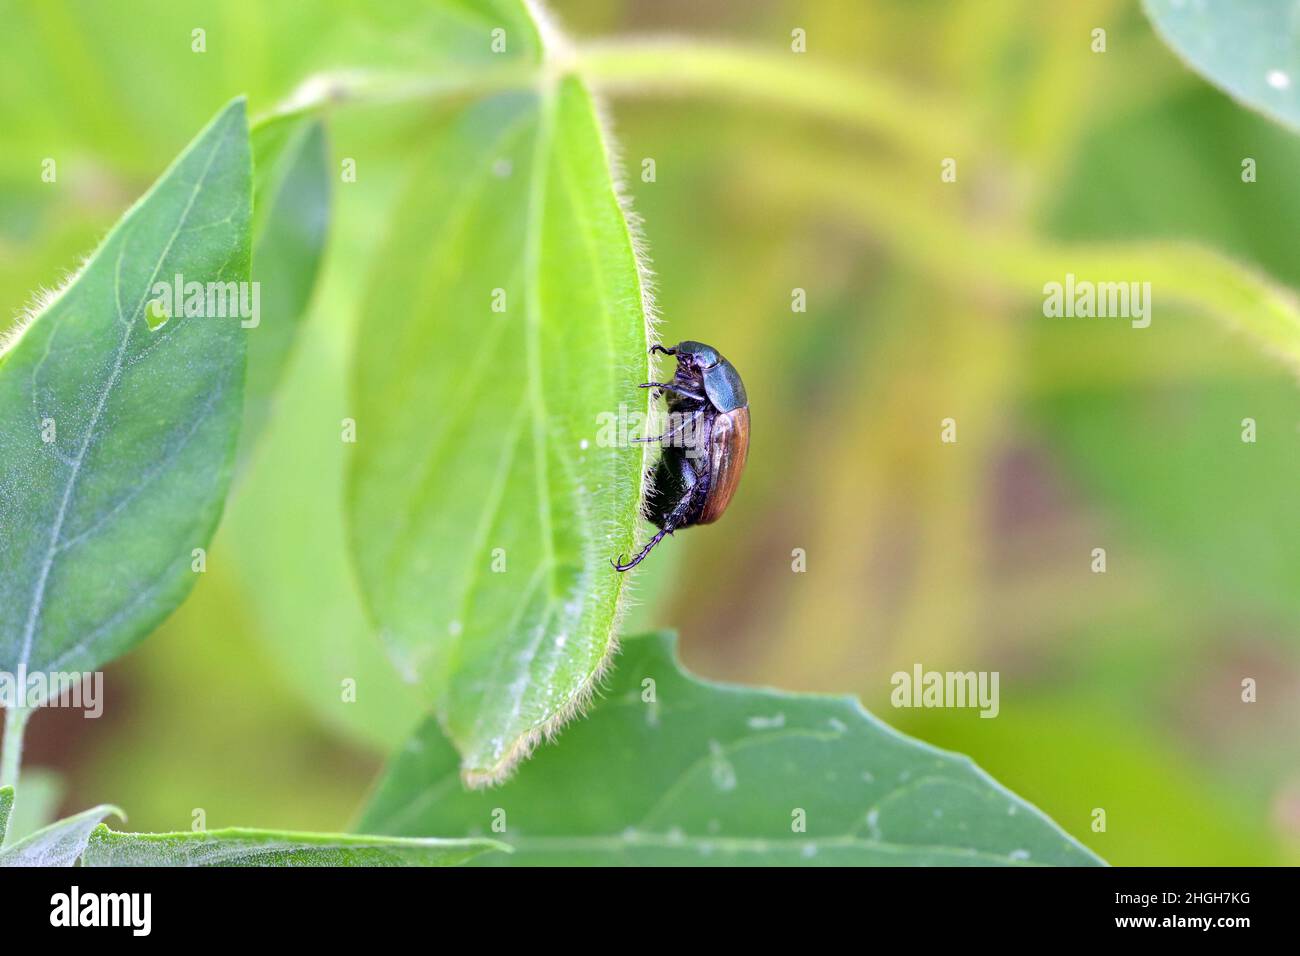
698,406,749,524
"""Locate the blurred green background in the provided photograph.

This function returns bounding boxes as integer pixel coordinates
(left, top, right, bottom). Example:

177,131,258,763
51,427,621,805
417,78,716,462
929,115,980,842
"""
2,0,1297,865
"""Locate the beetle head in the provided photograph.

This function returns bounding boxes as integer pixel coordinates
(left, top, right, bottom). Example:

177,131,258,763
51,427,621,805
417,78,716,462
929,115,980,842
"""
674,340,721,370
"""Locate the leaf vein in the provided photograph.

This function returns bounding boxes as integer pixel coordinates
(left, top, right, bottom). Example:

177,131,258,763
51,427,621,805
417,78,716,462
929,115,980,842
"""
15,122,231,676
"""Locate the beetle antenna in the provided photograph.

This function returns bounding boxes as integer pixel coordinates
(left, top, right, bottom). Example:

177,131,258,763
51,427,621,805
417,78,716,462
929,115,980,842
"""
612,527,672,572
649,344,676,356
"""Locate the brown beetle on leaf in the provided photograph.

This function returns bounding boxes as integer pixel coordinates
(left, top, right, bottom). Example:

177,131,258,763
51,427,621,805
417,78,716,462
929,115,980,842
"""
614,341,749,571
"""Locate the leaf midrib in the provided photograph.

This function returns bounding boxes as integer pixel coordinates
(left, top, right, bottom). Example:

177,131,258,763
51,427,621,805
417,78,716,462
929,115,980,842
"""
444,81,565,774
92,829,491,866
15,120,230,677
522,81,559,601
380,112,536,592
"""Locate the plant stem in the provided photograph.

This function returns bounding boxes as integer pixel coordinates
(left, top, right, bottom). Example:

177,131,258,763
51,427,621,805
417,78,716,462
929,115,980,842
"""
0,706,31,795
250,65,537,130
573,39,971,159
741,147,1300,375
253,39,969,162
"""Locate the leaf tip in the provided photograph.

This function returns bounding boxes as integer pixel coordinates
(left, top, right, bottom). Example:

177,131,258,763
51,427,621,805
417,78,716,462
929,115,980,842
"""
460,631,625,791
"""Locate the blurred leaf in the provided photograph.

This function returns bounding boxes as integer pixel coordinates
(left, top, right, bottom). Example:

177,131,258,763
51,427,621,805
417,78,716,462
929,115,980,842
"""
360,632,1103,866
293,0,544,77
243,115,331,454
218,105,443,754
0,802,121,866
224,280,426,752
1144,0,1300,131
74,560,390,833
82,824,504,867
348,77,651,785
0,1,543,180
896,690,1294,866
1042,86,1300,288
0,99,250,685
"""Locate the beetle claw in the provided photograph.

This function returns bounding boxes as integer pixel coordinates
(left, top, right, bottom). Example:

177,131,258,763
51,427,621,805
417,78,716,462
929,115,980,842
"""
612,526,673,572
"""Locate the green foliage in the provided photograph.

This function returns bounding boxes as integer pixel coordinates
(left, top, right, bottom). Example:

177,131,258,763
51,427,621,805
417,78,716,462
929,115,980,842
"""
3,0,1293,868
220,225,428,750
347,78,652,785
0,787,497,866
244,115,331,455
0,803,121,867
361,632,1103,865
1145,0,1300,131
0,99,251,686
0,786,12,845
83,825,504,867
898,683,1290,866
0,768,63,844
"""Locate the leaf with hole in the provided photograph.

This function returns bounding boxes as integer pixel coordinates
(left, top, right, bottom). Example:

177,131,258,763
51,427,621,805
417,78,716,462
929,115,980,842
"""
0,98,252,687
360,632,1105,866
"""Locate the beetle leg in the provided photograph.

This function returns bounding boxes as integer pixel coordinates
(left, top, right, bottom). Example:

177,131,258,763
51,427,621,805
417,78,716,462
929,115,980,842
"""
612,474,709,572
639,382,706,402
648,344,677,357
612,527,672,571
631,408,704,444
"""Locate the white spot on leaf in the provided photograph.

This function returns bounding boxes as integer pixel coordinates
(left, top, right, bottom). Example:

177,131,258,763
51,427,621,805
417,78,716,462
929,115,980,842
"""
709,740,737,791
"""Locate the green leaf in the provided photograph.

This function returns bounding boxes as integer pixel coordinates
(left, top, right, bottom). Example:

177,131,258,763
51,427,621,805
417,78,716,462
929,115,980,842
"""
82,825,506,867
252,0,546,123
223,277,427,751
0,786,12,845
1144,0,1300,131
0,768,63,845
243,115,331,455
0,804,122,867
347,76,652,785
360,632,1105,866
0,99,252,684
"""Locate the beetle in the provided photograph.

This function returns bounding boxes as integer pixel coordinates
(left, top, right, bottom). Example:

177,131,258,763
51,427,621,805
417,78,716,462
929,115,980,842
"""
613,340,750,571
